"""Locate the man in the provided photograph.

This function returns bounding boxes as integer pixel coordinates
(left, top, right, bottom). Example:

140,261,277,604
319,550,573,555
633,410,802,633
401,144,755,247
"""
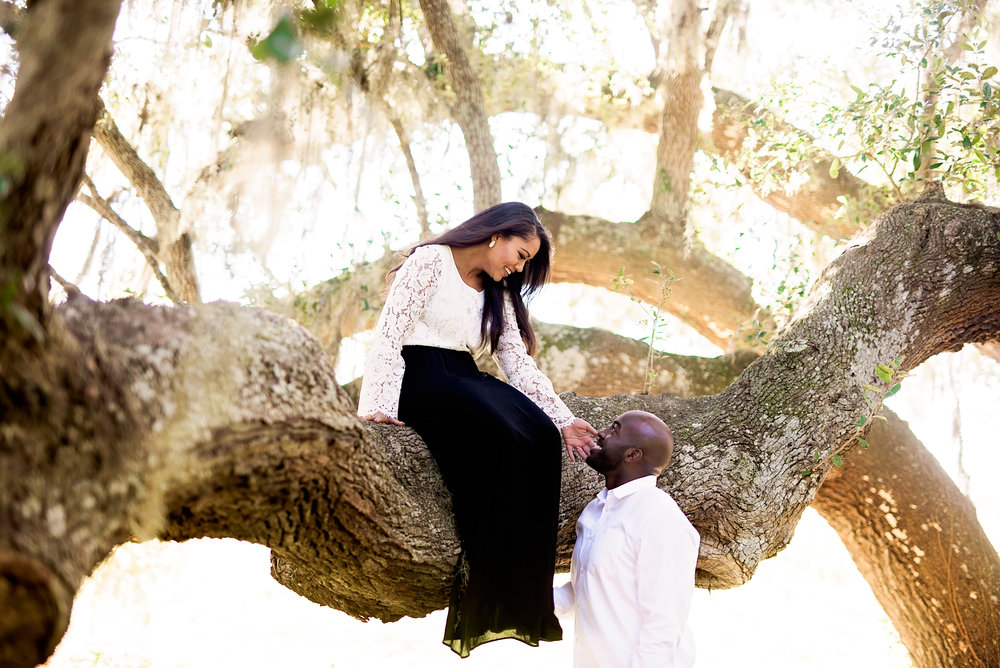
554,410,700,667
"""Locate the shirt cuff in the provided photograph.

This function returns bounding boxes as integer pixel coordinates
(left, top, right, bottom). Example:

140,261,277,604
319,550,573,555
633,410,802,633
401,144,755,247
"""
552,583,574,614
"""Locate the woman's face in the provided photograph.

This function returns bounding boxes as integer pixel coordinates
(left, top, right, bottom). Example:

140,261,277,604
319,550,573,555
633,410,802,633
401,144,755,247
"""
486,233,541,282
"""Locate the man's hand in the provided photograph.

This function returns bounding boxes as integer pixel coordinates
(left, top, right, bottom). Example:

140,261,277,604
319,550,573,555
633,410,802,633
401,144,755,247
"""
562,418,598,462
361,411,405,426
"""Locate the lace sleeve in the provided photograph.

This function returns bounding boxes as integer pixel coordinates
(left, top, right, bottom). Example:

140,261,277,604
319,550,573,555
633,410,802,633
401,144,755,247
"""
494,293,576,429
357,245,443,419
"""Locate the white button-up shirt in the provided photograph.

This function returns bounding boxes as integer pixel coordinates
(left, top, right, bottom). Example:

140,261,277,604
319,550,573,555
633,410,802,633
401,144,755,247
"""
553,475,700,668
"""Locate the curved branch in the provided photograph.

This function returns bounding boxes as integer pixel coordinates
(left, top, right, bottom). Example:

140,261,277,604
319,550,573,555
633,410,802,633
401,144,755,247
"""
814,409,1000,666
707,88,891,237
92,99,180,238
540,208,774,347
388,116,430,238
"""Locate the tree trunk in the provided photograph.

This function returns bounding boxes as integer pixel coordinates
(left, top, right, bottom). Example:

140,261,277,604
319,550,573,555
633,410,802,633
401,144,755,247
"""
649,0,704,235
0,0,120,341
417,0,501,210
0,2,123,666
813,410,1000,667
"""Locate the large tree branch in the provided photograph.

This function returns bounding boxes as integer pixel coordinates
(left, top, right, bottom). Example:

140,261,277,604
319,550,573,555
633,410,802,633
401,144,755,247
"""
706,88,892,237
539,321,1000,666
4,190,996,666
814,409,1000,666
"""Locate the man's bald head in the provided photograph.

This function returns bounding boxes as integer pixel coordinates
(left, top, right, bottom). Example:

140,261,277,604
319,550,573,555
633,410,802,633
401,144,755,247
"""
618,411,674,475
587,410,675,487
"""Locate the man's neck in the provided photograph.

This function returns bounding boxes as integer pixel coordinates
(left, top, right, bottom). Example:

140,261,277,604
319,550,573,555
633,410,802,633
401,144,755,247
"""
604,470,649,490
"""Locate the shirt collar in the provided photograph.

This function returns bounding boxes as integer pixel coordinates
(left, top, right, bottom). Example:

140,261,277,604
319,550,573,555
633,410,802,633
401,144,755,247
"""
598,475,657,504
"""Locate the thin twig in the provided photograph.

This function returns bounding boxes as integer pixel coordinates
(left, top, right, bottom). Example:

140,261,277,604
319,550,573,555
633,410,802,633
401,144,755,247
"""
47,264,85,300
390,116,430,238
76,177,183,303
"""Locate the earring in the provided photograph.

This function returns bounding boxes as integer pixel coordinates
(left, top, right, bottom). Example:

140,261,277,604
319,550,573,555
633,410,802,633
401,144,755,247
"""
489,238,496,248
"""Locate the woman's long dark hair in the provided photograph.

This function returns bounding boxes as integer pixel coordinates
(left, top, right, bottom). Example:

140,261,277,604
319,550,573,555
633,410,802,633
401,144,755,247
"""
390,202,552,355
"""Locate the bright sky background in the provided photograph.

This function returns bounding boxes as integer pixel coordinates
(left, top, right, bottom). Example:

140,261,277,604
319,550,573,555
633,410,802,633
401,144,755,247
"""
19,0,998,666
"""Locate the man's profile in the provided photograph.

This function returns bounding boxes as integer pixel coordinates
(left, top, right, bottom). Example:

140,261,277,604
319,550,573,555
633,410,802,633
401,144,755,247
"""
554,410,700,667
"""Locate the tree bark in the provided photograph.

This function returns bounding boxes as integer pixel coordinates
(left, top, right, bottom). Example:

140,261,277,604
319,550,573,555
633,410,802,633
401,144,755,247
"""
649,0,704,235
814,409,1000,667
417,0,501,210
0,2,123,666
0,0,120,342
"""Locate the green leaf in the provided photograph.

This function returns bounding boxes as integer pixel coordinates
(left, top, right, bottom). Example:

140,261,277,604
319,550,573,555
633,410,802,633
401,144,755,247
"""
829,158,841,179
251,14,303,63
983,65,998,79
859,437,870,449
801,469,813,476
875,364,894,383
886,382,902,397
984,82,992,99
912,148,922,171
863,384,881,394
856,415,867,427
832,455,843,467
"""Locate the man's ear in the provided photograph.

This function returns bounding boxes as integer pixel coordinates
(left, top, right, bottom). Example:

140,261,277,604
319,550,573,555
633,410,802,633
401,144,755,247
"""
625,447,643,463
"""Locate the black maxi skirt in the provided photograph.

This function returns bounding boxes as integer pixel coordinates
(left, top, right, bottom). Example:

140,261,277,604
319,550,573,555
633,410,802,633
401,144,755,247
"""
398,345,564,657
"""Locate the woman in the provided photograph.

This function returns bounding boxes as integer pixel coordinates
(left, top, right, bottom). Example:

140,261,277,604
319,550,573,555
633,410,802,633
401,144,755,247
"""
358,201,597,657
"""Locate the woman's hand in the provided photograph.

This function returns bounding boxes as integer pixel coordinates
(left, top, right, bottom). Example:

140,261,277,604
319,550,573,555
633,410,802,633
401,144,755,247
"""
562,418,598,462
361,411,406,426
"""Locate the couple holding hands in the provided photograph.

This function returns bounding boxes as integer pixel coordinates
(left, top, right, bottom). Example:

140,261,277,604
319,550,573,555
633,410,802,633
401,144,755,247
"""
358,202,700,667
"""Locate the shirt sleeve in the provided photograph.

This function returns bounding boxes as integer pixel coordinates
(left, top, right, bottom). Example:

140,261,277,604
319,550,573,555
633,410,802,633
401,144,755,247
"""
630,505,700,668
357,245,442,420
493,292,576,429
552,581,575,615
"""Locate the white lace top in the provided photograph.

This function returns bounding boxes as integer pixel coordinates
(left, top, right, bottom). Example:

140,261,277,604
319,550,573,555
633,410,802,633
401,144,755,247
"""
357,244,576,429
